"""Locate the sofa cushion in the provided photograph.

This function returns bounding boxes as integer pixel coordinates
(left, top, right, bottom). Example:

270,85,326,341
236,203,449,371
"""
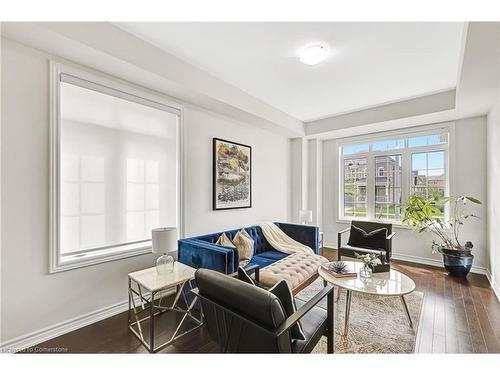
216,233,236,248
348,225,387,250
233,229,255,266
256,250,288,261
259,253,328,292
243,226,272,254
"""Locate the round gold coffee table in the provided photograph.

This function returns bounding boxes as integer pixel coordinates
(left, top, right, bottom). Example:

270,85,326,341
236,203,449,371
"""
319,261,416,336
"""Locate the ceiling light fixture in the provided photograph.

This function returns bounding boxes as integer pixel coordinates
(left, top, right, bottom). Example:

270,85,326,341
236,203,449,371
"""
298,43,329,65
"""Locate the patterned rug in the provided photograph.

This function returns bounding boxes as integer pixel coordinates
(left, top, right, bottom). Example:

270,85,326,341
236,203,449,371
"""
295,278,424,354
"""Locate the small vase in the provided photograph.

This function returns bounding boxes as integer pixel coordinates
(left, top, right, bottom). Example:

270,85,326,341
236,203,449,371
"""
360,264,373,278
156,253,174,274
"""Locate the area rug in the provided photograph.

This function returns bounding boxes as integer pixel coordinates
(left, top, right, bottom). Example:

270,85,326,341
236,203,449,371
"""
295,278,424,354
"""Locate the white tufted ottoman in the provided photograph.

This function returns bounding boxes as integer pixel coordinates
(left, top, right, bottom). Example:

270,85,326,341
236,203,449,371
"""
257,252,328,294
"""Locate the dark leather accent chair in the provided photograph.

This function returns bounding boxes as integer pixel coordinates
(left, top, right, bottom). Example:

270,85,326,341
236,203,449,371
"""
337,221,395,262
192,268,334,353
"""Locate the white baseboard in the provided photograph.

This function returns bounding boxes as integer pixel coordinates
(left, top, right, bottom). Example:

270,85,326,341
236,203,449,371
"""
0,299,129,353
0,289,175,353
486,270,500,301
391,252,489,275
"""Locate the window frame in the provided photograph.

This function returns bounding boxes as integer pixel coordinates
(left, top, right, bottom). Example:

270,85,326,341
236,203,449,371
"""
337,123,454,226
49,62,184,273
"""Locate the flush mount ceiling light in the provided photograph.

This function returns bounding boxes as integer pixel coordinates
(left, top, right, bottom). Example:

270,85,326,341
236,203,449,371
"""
298,44,329,65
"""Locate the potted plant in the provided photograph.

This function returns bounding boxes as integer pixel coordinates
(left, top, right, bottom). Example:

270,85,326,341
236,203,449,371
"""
401,195,481,277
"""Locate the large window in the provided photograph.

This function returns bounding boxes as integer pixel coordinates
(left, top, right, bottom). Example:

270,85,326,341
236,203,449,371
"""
339,127,450,223
51,64,181,272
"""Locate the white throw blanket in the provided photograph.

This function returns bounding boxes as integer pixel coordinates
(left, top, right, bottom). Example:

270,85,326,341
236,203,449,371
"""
259,222,314,255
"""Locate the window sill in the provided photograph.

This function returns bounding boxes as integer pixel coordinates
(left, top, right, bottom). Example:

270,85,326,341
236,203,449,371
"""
50,241,153,273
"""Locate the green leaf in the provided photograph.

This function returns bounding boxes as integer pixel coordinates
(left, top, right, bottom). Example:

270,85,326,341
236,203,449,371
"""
465,196,482,204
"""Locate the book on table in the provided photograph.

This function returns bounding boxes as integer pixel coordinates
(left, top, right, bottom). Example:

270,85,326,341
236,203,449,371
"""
321,262,357,278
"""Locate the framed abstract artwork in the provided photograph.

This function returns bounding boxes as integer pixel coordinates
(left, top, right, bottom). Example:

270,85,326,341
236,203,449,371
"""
213,138,252,210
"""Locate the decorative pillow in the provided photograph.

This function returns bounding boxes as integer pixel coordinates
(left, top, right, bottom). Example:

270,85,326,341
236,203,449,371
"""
347,225,387,250
215,232,236,248
237,266,255,286
269,279,306,341
232,229,254,266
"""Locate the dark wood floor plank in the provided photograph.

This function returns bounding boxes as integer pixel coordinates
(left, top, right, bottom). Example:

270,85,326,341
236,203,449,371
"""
459,279,488,353
477,286,500,347
25,248,499,354
451,277,473,353
416,268,435,353
469,285,500,353
443,274,459,353
412,273,426,353
432,274,446,353
478,287,500,329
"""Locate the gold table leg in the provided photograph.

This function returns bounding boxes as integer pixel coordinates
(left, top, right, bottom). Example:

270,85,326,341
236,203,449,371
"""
344,290,352,336
400,295,413,328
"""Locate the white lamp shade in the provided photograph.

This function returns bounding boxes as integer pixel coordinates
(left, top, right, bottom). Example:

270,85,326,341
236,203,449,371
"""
299,210,313,223
152,227,178,254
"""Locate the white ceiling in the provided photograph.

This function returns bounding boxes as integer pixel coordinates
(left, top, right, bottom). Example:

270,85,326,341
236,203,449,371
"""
116,22,465,122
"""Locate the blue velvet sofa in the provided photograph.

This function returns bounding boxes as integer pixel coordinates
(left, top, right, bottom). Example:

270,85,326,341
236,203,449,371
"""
178,222,320,275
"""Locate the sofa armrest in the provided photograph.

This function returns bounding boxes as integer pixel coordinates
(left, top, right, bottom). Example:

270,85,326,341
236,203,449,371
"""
178,239,237,274
275,222,320,254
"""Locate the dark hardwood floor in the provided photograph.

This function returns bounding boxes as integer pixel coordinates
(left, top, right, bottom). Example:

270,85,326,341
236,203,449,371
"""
27,248,500,354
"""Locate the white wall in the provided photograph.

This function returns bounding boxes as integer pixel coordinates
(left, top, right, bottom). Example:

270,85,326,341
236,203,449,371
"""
0,38,290,344
487,101,500,296
182,105,289,236
321,116,488,271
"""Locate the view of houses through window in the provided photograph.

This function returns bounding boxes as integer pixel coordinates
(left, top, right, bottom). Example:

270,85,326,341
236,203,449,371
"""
340,130,448,222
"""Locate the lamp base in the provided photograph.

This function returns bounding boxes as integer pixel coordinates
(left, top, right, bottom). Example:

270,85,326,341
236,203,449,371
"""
156,254,174,274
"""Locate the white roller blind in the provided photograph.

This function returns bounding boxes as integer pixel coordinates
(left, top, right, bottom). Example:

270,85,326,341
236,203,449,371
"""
59,79,179,255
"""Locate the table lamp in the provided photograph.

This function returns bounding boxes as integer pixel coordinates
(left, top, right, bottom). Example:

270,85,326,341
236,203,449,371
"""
299,210,313,225
152,227,178,274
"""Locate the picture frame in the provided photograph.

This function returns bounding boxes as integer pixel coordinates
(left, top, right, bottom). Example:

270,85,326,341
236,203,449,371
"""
213,138,252,210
